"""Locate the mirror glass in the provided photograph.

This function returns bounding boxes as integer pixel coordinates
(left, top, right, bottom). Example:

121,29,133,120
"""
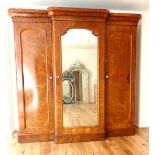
62,29,98,127
63,79,75,104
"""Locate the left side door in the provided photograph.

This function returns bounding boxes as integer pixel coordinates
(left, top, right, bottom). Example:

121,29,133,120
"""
14,22,54,142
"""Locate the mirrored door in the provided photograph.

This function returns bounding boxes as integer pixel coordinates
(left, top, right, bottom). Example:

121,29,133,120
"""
62,29,98,127
53,20,106,143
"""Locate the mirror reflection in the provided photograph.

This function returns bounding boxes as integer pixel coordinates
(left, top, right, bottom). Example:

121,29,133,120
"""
62,29,98,127
62,72,75,104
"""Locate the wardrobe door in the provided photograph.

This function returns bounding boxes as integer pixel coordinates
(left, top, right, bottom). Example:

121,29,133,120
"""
106,25,137,136
14,22,54,142
52,20,106,143
48,5,109,142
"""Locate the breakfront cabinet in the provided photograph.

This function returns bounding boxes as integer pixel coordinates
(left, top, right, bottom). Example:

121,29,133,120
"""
8,7,141,143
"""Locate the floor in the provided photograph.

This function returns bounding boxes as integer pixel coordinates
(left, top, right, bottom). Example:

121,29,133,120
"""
7,128,148,155
63,103,97,127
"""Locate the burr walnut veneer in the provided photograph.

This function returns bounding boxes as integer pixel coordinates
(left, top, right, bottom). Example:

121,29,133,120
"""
8,7,141,143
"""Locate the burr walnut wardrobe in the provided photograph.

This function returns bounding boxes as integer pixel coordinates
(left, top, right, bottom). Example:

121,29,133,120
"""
8,7,141,143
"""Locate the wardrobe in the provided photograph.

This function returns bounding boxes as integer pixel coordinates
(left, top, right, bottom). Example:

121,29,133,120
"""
8,7,141,143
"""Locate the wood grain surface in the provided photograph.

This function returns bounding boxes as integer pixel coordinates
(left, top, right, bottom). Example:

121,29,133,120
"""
8,7,141,143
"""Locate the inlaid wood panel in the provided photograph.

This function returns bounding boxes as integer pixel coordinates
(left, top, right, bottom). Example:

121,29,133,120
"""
106,25,137,132
22,29,49,128
13,22,54,141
